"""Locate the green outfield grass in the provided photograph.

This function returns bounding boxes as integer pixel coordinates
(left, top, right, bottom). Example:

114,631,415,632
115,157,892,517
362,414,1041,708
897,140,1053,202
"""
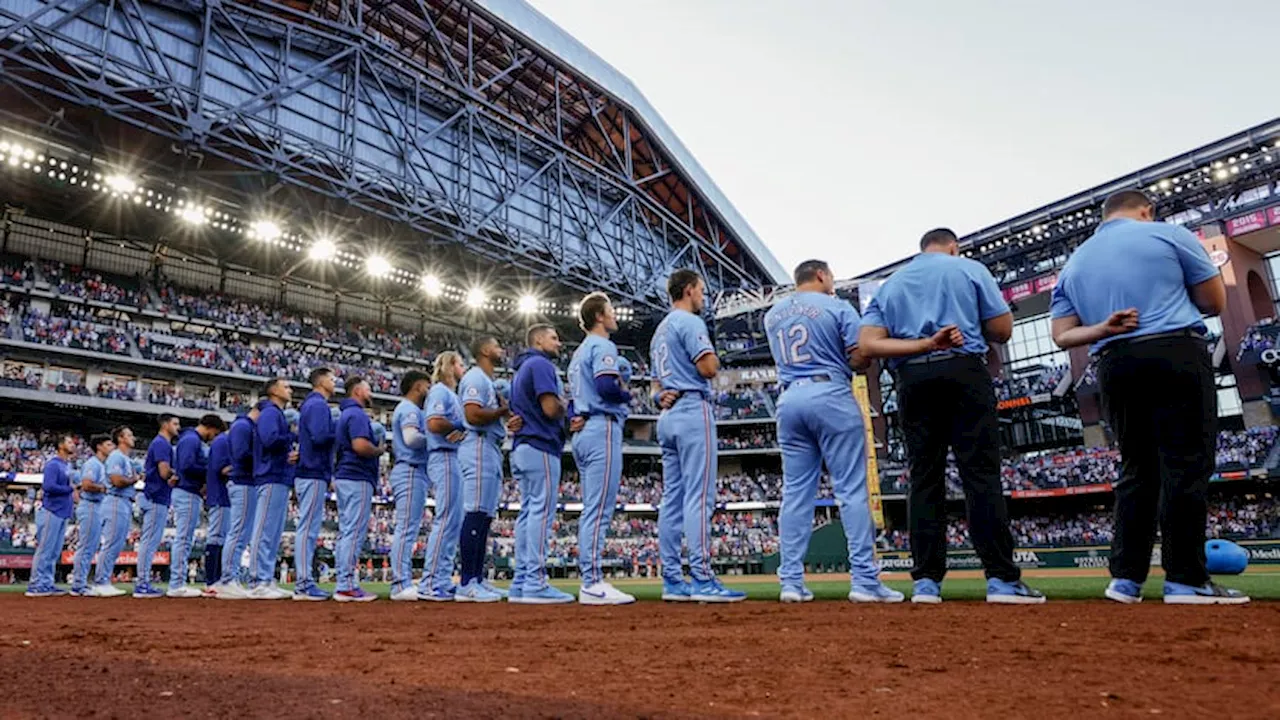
12,567,1280,601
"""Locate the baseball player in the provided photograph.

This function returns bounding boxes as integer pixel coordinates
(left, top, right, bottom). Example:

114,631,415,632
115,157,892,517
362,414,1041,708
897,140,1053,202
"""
859,228,1043,604
766,260,903,604
203,426,232,591
247,378,296,600
294,367,338,601
169,415,226,598
389,369,432,602
568,292,636,605
25,433,77,597
651,269,745,602
1050,190,1248,604
92,425,137,597
417,351,467,601
509,324,574,604
333,376,382,602
69,434,113,596
456,336,516,602
136,414,180,598
216,405,260,599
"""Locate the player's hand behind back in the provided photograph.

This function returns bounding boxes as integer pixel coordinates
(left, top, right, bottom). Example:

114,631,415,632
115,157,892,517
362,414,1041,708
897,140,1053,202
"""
569,416,586,433
506,414,524,433
1102,308,1139,336
927,325,964,352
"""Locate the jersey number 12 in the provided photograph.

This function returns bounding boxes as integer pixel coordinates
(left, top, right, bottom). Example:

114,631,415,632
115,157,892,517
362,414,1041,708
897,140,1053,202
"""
775,324,811,364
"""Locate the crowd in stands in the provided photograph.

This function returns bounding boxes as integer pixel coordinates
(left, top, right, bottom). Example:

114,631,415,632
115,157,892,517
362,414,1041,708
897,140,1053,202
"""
714,388,774,420
20,306,131,355
718,428,776,451
40,262,146,307
1217,426,1279,468
993,364,1069,402
1237,318,1279,360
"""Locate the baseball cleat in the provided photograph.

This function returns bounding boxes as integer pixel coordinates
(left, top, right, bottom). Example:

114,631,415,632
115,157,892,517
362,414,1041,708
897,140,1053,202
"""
166,586,204,599
333,587,378,603
292,584,331,602
849,582,905,604
453,580,501,603
417,586,456,602
579,582,637,606
247,584,291,600
690,578,747,603
24,586,67,598
911,579,943,604
986,579,1046,605
390,586,420,602
132,583,163,599
68,587,90,597
1104,578,1143,604
779,585,814,603
92,583,126,598
1162,581,1250,605
507,584,524,601
480,580,508,599
509,585,575,605
661,579,694,602
215,581,250,600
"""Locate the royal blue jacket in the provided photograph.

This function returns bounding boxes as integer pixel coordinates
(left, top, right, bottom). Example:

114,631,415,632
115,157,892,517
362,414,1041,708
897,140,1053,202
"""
205,433,232,508
228,415,256,486
297,391,335,480
41,456,75,519
174,428,208,494
254,400,294,485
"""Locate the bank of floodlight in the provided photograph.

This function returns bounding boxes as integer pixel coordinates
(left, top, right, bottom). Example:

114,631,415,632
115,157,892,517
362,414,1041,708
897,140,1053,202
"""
250,220,283,242
365,254,392,278
420,274,443,297
466,287,487,308
308,237,337,261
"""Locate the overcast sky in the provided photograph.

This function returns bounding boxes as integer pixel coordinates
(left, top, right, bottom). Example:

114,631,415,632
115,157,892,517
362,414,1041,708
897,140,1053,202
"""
527,0,1280,281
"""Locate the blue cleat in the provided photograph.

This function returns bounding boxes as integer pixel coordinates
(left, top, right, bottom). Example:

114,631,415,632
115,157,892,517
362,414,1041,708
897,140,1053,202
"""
480,580,508,599
1163,581,1250,605
292,584,331,602
691,578,747,603
68,586,91,597
417,586,456,602
986,578,1046,605
911,579,942,604
333,587,377,603
454,580,501,603
132,583,163,599
509,584,574,605
1104,578,1143,604
849,582,905,604
661,579,693,602
507,583,524,601
779,584,814,603
24,586,67,598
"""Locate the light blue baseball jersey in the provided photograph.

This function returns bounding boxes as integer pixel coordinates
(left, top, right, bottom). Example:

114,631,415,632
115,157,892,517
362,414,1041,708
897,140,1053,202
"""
425,383,463,452
459,367,504,443
1050,218,1219,354
861,252,1009,366
79,456,107,502
391,398,428,466
651,309,715,394
104,449,136,500
764,291,861,384
569,334,629,420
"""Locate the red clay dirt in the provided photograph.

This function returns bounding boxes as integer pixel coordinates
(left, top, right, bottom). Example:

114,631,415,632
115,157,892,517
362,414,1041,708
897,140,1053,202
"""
2,596,1277,719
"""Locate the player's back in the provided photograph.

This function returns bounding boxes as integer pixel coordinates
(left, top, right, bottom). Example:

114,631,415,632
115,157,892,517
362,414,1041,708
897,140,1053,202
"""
764,292,859,386
650,309,714,395
458,367,502,441
570,334,627,418
425,383,463,452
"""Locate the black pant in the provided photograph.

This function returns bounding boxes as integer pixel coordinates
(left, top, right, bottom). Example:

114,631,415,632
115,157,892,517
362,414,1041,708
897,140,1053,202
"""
1097,336,1216,586
896,355,1019,583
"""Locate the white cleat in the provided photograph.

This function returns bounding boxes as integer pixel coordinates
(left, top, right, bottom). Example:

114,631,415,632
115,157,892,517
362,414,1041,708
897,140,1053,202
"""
247,584,291,600
165,586,204,599
91,584,126,598
215,581,249,600
848,583,906,604
390,586,421,602
578,582,637,606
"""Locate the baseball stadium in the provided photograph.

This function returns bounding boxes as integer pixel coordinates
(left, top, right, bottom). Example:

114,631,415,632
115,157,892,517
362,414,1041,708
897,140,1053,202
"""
0,0,1278,717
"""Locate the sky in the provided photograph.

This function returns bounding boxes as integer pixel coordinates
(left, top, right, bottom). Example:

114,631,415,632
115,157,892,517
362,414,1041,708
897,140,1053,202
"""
526,0,1280,281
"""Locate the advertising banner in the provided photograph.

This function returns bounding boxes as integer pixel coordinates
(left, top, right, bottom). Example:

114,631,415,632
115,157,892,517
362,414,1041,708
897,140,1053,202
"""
1226,211,1269,236
57,550,169,566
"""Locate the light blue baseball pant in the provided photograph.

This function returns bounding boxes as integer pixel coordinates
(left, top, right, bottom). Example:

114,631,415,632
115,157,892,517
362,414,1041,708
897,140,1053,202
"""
657,396,718,583
94,495,132,586
573,415,623,587
389,463,428,593
206,504,229,547
136,496,168,587
222,483,258,583
418,450,462,594
775,382,879,588
334,479,374,592
70,499,104,592
511,444,560,593
248,483,290,586
168,488,204,590
29,508,68,590
460,434,502,517
293,477,328,589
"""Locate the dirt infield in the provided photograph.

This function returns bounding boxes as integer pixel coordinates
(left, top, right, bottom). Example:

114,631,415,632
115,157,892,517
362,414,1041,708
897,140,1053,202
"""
3,597,1278,719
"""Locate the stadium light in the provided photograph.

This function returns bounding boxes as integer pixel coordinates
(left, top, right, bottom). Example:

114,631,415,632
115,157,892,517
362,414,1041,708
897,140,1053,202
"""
250,220,282,242
420,274,443,297
517,294,538,314
307,237,337,261
104,174,137,195
466,287,487,308
179,205,208,226
365,254,392,278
